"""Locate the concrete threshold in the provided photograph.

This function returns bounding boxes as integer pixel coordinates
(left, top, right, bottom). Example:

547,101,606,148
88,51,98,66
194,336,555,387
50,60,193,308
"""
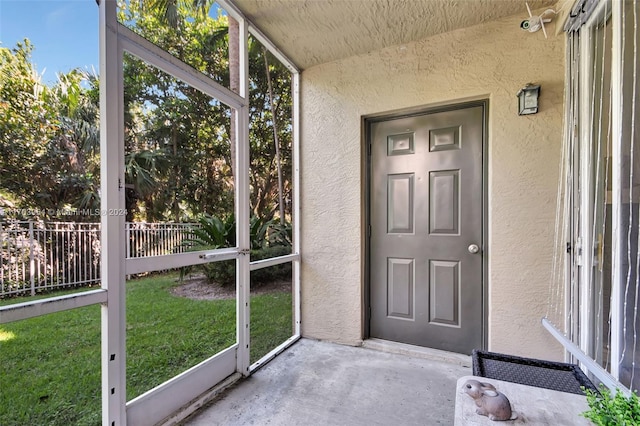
182,338,471,426
362,338,472,368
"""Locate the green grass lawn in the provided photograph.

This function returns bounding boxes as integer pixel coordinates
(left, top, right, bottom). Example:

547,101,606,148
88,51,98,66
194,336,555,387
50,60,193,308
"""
250,289,295,364
0,274,292,425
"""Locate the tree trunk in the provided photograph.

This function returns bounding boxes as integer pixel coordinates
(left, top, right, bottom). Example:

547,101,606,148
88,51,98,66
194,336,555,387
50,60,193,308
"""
263,47,285,224
228,17,239,180
172,124,180,222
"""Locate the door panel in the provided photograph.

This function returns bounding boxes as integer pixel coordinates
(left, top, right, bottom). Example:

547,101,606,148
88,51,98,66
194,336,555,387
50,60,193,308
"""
430,170,459,234
369,105,484,354
429,259,460,326
387,258,415,319
387,174,414,233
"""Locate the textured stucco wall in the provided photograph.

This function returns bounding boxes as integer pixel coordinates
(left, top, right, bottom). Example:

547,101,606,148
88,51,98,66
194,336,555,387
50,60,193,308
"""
300,11,566,359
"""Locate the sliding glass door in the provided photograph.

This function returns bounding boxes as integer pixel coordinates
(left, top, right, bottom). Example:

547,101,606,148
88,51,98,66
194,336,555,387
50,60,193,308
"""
567,0,640,392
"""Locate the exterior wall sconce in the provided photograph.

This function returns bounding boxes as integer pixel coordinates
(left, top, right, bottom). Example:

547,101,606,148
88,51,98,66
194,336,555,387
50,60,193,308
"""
517,83,540,115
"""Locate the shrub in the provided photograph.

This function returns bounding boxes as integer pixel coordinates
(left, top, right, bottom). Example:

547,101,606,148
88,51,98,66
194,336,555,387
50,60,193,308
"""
182,214,292,288
250,245,292,285
187,214,235,249
0,224,49,296
582,385,640,426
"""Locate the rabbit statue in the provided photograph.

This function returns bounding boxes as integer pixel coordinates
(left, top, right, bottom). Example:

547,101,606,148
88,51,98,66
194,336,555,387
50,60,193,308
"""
462,379,517,421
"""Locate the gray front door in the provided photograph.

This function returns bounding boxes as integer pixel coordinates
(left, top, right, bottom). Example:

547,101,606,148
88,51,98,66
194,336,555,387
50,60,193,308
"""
368,104,485,354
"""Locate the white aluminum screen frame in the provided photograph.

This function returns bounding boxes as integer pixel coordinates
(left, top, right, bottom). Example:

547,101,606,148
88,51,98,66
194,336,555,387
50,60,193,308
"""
608,0,624,383
0,1,300,424
97,1,303,424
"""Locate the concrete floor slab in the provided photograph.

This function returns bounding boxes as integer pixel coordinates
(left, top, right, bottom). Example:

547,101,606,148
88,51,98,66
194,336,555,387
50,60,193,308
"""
183,338,471,426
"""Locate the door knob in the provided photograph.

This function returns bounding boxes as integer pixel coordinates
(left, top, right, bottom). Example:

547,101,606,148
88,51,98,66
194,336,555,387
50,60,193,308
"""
468,244,480,254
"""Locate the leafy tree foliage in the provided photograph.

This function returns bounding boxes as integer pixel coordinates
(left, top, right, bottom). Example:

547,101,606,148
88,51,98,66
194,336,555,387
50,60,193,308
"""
249,42,292,222
120,1,292,223
0,3,292,224
0,41,100,219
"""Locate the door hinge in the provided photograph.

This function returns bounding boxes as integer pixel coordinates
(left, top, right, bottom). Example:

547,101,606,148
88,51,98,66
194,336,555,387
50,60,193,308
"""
368,143,372,156
566,242,572,253
368,225,372,237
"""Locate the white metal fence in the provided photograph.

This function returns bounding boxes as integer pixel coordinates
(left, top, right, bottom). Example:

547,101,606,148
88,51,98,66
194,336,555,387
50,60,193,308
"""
0,221,198,298
126,222,198,258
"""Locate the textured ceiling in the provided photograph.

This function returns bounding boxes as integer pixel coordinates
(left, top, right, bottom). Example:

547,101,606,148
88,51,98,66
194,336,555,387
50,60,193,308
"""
233,0,558,70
